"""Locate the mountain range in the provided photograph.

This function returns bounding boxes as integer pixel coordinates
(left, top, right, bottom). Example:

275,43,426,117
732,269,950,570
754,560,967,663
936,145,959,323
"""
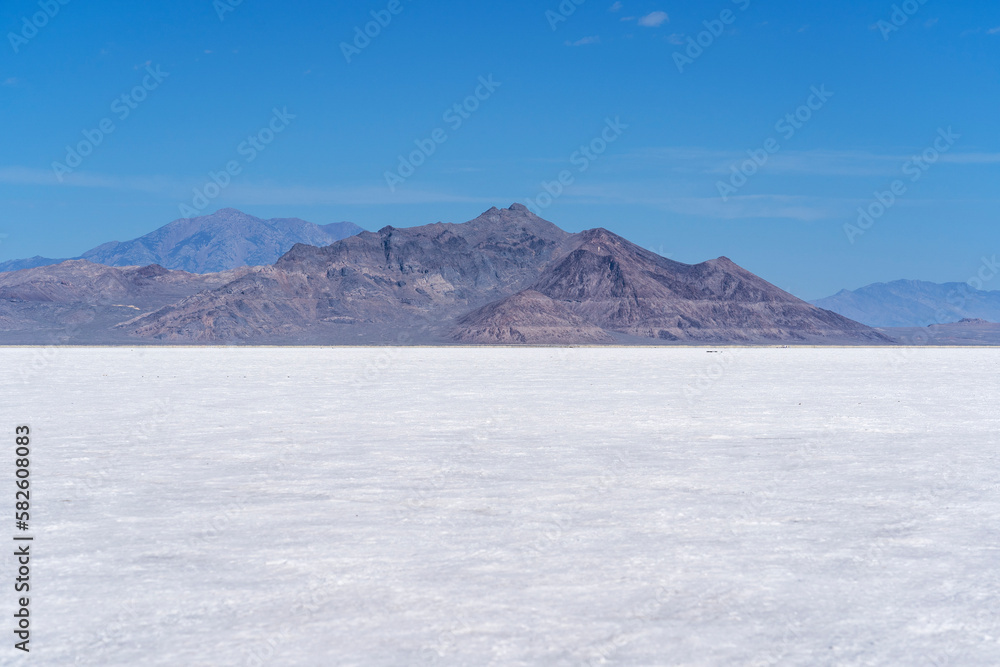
811,280,1000,327
0,204,893,345
0,209,364,274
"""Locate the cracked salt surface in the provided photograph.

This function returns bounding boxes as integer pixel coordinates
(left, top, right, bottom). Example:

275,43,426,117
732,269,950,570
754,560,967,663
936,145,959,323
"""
2,347,998,665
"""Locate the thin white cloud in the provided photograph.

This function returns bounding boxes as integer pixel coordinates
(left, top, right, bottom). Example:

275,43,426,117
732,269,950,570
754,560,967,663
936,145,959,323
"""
224,183,495,206
0,166,180,193
666,33,685,45
565,36,601,46
0,166,498,206
2,78,18,86
558,183,840,221
609,1,623,11
617,147,1000,177
937,152,1000,164
988,26,1000,34
638,11,669,27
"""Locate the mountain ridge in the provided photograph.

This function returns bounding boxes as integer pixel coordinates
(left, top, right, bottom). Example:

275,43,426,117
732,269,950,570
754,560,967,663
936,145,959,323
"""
0,204,897,345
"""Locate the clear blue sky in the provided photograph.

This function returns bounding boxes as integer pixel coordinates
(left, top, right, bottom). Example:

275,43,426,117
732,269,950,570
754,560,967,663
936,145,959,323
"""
2,0,999,299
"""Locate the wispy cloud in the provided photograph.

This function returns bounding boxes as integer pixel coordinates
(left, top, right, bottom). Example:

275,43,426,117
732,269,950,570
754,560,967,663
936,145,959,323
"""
2,78,18,86
988,26,1000,34
661,194,838,221
522,146,1000,221
0,166,181,193
222,183,495,206
0,166,497,206
609,1,623,11
559,183,842,221
637,11,669,27
617,147,1000,177
936,152,1000,164
565,36,601,46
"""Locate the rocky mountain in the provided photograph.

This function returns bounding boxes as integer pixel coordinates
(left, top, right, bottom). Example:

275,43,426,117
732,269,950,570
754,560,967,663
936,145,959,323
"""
124,205,570,342
120,205,892,345
451,227,889,344
0,209,364,274
452,290,615,344
811,280,1000,327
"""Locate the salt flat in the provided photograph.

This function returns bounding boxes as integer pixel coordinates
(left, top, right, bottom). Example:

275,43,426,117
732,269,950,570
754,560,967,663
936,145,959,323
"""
2,347,999,666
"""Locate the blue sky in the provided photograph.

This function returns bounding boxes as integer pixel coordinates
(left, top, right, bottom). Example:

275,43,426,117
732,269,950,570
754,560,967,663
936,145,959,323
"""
2,0,999,299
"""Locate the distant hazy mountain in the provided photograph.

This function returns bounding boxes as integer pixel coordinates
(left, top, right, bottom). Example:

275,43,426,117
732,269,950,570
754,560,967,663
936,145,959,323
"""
811,280,1000,327
0,209,364,274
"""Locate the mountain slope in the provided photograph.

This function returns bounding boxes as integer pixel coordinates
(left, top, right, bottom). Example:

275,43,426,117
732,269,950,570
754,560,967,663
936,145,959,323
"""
811,280,1000,327
451,290,614,344
0,260,247,341
453,227,891,344
0,260,243,304
0,209,364,274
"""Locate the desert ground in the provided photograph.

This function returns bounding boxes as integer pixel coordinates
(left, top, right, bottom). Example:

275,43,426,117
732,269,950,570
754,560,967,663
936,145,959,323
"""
2,347,998,665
